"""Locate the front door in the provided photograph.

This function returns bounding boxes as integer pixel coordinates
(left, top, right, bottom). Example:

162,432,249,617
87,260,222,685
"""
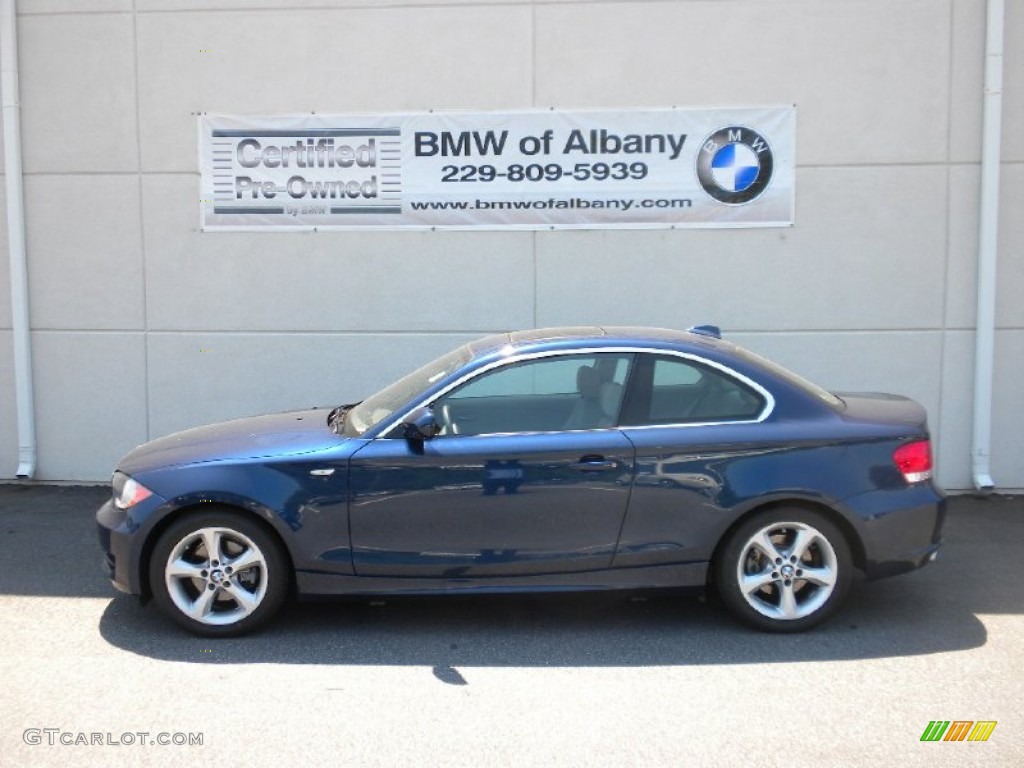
348,352,636,578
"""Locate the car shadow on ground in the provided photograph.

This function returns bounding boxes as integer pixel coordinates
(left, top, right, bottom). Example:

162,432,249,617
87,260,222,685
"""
2,485,1020,673
94,567,987,675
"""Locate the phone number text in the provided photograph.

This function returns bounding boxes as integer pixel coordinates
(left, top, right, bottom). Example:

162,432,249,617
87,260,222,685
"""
441,162,649,183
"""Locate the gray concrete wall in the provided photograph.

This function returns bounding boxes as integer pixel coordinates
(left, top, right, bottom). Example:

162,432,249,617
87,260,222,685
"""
0,0,1021,487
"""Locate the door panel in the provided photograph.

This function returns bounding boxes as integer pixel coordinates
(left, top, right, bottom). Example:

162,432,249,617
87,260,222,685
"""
348,430,635,577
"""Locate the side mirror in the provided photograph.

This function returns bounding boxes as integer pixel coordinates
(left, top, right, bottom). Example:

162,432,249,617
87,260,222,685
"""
402,406,440,442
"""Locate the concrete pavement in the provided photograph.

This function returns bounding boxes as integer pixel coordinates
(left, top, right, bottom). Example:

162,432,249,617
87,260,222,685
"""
0,484,1021,767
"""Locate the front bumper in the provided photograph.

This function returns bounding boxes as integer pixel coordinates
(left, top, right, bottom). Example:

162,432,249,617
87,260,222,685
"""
96,499,139,594
96,493,168,596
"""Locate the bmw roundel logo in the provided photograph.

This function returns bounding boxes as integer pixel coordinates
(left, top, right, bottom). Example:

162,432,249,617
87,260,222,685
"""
696,126,774,205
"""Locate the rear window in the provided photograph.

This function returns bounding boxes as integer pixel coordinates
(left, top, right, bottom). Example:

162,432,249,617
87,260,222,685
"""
732,346,844,409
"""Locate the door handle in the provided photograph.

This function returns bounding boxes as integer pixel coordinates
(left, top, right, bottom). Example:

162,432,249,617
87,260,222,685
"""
569,456,619,472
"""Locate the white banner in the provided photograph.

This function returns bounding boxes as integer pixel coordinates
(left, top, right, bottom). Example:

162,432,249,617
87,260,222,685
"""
199,107,794,231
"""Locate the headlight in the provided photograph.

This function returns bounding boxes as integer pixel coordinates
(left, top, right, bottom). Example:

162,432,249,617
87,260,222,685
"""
112,471,154,509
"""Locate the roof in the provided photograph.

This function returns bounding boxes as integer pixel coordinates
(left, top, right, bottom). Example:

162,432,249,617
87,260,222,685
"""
469,326,732,357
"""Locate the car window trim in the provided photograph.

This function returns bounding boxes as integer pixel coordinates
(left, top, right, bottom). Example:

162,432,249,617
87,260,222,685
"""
373,347,776,439
620,351,769,429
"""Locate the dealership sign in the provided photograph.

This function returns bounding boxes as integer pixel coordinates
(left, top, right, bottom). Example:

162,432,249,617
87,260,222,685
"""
198,107,794,231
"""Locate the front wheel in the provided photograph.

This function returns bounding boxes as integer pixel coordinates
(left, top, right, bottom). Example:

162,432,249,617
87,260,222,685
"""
715,508,852,632
148,509,288,637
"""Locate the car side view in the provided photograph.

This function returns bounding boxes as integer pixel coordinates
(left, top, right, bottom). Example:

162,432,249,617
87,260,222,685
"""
96,326,945,637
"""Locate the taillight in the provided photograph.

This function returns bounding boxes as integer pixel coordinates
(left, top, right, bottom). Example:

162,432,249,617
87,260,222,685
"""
893,440,933,483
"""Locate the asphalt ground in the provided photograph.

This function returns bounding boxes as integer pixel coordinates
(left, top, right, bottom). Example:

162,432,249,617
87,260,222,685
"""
0,484,1021,767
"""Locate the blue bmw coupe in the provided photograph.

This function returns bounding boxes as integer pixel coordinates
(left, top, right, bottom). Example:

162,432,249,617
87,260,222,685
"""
97,326,945,636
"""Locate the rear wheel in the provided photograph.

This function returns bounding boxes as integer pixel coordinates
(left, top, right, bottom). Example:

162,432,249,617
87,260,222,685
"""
148,509,288,637
715,508,852,632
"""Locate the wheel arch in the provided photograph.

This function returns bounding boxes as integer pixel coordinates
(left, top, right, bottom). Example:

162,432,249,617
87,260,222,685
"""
708,498,867,584
138,501,296,601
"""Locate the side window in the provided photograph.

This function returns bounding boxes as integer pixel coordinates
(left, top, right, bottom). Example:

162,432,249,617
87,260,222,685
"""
435,354,632,436
622,355,765,426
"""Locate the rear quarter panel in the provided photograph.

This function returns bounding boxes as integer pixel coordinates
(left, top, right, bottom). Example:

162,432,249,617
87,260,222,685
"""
614,415,929,570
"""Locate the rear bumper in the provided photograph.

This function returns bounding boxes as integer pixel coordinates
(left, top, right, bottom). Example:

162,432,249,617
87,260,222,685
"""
844,483,946,580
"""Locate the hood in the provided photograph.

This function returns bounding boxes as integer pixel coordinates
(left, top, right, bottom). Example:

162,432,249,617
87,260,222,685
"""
118,409,344,474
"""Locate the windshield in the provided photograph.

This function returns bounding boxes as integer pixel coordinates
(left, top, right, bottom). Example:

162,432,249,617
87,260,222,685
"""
344,344,474,436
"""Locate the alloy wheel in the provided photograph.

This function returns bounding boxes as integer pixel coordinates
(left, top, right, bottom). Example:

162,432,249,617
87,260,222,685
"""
735,520,838,621
163,526,270,627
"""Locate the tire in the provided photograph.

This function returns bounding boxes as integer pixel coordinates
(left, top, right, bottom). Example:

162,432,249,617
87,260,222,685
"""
148,509,289,637
715,508,852,632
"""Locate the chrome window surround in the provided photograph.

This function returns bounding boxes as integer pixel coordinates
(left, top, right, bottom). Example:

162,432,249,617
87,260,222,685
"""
376,347,776,439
